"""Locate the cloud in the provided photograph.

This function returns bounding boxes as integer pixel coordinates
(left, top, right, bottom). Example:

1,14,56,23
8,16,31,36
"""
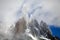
0,0,60,32
38,0,60,26
0,0,24,33
20,0,60,26
28,0,60,26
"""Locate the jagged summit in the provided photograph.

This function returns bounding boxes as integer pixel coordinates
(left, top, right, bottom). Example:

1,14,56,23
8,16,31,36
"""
14,18,51,40
28,19,51,38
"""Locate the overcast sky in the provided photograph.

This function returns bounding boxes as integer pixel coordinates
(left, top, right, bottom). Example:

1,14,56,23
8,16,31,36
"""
0,0,60,28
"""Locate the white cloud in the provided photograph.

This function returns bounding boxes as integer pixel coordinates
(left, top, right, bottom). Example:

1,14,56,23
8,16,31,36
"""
0,0,60,32
26,0,60,26
20,0,60,26
0,0,24,34
39,0,60,26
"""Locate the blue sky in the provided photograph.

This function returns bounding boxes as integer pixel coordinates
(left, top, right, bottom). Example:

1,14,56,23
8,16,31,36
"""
49,25,60,38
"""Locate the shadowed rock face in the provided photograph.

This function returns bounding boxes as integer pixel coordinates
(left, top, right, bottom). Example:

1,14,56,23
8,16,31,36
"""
15,17,26,34
28,19,51,37
13,17,27,40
